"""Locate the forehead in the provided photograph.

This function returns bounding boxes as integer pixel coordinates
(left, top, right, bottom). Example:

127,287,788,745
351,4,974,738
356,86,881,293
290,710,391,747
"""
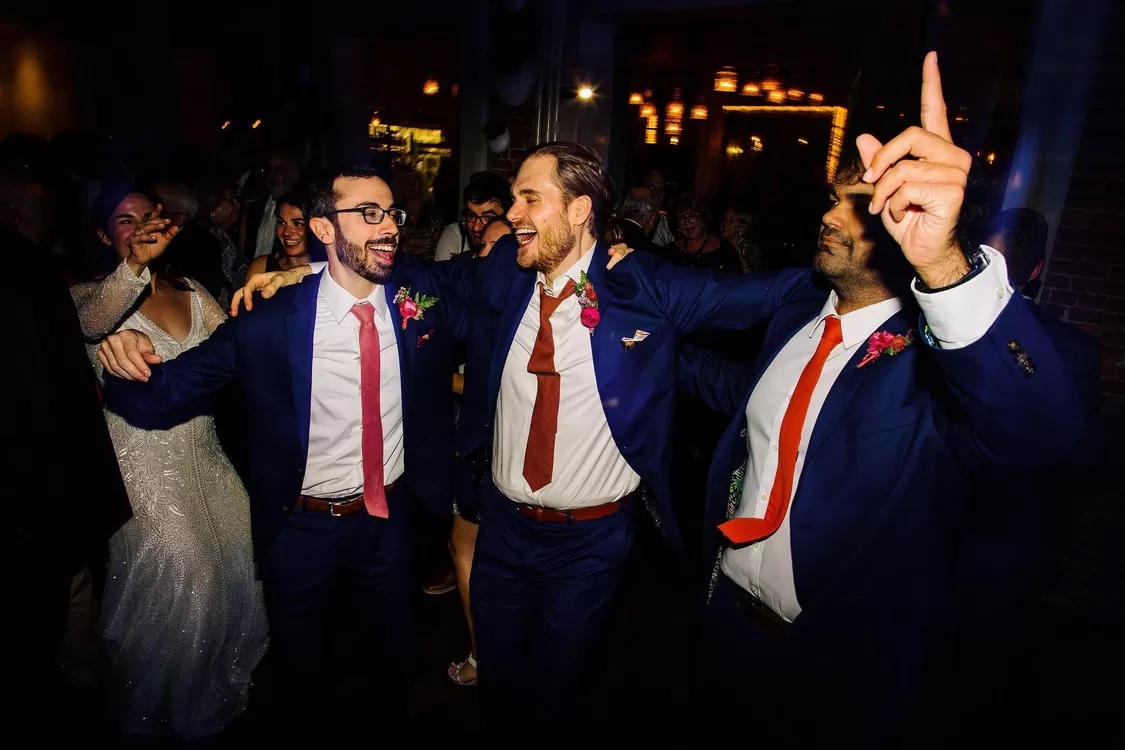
116,193,154,216
831,179,874,198
334,176,393,207
514,156,558,192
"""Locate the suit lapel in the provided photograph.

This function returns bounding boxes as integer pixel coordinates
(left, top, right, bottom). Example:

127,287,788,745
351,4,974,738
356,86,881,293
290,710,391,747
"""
284,273,321,462
488,267,537,409
385,279,413,411
804,308,915,463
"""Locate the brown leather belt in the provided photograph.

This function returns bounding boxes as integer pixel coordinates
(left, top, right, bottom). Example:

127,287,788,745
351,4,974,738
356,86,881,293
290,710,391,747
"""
516,496,628,524
295,481,397,517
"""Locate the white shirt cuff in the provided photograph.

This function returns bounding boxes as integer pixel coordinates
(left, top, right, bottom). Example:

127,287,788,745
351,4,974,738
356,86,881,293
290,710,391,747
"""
911,246,1012,350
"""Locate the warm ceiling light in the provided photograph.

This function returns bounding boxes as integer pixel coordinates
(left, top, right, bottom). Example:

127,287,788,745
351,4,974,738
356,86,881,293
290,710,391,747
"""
669,135,680,145
664,118,682,135
714,66,738,93
666,88,685,120
645,127,657,145
423,79,440,95
629,91,644,105
741,82,761,96
767,90,787,104
577,84,594,101
808,93,824,103
761,76,781,92
640,89,656,118
787,88,805,100
690,102,708,120
220,120,230,130
251,119,261,129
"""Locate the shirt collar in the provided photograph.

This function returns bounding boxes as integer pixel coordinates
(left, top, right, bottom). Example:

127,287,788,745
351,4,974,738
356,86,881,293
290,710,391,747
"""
537,245,596,296
319,268,388,324
813,291,905,350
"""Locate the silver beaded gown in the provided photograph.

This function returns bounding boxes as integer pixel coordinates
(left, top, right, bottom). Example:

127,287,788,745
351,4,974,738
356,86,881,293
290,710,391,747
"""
71,261,268,739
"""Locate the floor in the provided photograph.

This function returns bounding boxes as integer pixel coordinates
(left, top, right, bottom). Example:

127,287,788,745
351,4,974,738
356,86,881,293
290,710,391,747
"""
65,516,1123,748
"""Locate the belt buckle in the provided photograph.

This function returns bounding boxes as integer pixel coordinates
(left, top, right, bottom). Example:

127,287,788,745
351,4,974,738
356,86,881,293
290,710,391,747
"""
330,500,347,517
534,506,544,522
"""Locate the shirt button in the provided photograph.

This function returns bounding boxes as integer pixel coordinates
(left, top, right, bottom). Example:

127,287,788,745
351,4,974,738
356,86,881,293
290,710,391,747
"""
752,542,761,550
759,493,767,502
996,286,1005,299
771,444,778,452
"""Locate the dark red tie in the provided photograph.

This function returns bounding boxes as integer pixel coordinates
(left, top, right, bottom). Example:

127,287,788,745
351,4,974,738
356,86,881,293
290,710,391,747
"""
522,280,576,492
719,315,842,544
351,303,388,518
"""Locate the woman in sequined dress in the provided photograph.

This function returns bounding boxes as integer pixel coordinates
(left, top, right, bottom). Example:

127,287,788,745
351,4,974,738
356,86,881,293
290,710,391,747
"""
72,185,268,742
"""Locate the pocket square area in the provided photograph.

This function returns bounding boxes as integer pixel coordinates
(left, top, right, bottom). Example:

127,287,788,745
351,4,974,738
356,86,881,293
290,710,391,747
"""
621,330,650,350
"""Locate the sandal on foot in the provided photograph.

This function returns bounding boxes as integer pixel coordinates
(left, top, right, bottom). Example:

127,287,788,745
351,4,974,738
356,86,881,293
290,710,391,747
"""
448,654,478,686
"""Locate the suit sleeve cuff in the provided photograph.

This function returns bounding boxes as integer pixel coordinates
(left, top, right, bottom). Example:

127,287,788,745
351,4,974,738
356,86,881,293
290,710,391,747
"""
912,246,1012,350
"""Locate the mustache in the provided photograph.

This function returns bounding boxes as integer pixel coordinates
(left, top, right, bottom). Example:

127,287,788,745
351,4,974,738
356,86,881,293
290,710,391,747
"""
366,234,398,249
819,228,850,246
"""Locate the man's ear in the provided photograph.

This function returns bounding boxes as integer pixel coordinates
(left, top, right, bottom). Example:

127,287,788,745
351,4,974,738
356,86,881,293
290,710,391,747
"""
309,216,334,246
568,195,593,229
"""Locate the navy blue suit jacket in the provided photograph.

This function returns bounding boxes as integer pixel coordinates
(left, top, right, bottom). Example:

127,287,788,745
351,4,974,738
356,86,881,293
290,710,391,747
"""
105,256,465,559
446,235,825,548
678,269,1096,712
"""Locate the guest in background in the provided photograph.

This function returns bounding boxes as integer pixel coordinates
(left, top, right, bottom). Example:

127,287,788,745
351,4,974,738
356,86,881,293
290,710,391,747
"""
245,186,312,282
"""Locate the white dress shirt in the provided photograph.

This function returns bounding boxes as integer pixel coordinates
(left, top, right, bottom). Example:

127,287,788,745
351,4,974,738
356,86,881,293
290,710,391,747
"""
723,247,1014,622
493,250,641,508
253,195,276,259
433,222,470,262
301,271,404,498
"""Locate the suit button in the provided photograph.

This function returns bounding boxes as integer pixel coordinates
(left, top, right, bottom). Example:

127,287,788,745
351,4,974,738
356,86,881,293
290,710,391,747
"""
281,505,289,512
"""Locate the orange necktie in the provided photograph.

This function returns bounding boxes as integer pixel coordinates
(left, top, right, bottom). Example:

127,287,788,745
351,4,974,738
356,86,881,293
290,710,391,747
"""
522,279,576,492
720,315,843,545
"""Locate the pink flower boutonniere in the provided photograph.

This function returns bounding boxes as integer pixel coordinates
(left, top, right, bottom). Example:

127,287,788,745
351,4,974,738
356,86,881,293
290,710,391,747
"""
858,329,915,368
574,270,600,334
393,286,438,331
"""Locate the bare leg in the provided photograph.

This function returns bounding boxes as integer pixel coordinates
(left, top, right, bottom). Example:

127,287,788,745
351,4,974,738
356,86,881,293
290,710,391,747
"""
448,513,480,684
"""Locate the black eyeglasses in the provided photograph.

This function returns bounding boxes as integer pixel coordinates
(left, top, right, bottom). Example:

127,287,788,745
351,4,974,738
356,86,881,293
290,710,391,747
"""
329,206,407,226
463,210,500,227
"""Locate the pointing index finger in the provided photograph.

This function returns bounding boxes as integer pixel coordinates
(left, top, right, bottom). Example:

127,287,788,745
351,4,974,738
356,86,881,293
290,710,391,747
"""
920,51,953,142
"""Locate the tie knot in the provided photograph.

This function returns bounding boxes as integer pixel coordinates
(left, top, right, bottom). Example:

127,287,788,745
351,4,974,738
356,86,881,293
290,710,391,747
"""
821,315,843,346
351,302,376,325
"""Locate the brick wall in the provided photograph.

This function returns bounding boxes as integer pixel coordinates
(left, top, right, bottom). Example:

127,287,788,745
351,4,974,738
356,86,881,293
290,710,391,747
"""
1039,7,1125,415
485,102,538,180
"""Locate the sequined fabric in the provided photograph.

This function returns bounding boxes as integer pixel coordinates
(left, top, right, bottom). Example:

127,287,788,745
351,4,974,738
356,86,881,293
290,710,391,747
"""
71,265,268,739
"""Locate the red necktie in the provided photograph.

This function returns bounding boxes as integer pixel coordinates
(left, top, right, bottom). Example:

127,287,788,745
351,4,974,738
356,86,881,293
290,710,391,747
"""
720,315,843,545
351,303,388,518
522,279,576,492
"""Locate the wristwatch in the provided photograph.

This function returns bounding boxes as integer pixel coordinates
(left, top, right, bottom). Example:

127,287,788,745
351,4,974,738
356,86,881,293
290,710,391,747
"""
915,245,988,294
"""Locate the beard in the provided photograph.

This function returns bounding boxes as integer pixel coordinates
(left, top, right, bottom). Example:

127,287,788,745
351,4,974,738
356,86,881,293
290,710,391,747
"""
336,224,397,284
514,209,575,275
813,226,855,276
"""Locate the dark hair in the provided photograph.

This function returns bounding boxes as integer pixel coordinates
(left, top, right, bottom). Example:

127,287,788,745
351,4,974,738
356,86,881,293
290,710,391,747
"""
306,164,386,220
620,187,659,224
523,142,613,239
464,171,513,212
275,182,311,218
671,192,712,225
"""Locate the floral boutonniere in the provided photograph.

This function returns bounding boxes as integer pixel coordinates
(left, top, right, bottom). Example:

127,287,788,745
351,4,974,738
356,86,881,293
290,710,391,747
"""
393,286,438,331
858,329,915,368
574,270,600,334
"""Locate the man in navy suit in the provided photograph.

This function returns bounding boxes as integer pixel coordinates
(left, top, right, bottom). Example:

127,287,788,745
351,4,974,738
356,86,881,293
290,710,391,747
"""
450,142,809,743
677,54,1096,746
97,164,464,746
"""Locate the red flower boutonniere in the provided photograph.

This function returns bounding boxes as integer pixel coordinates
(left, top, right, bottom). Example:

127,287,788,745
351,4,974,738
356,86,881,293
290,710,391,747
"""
858,329,915,368
574,270,600,334
393,286,438,331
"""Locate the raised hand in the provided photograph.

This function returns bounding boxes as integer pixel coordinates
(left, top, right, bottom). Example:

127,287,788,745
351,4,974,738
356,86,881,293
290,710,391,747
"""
229,266,312,317
856,52,973,288
97,329,162,381
126,204,180,273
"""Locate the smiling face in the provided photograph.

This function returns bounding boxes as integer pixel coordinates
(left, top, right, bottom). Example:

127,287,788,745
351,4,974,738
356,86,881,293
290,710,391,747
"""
275,201,308,257
506,155,578,274
318,176,399,284
98,192,156,262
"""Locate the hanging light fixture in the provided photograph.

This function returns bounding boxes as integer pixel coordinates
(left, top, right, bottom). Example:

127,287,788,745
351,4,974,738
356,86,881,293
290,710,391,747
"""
645,126,658,145
760,75,781,92
423,79,440,95
690,99,708,120
666,88,685,120
669,135,680,145
741,81,761,96
808,92,824,103
640,90,656,118
714,66,738,93
787,88,805,101
629,91,644,105
766,90,787,104
664,118,682,136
